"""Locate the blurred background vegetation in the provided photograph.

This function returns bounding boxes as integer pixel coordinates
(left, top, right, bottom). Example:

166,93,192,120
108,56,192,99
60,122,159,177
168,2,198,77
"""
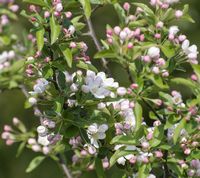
0,0,200,177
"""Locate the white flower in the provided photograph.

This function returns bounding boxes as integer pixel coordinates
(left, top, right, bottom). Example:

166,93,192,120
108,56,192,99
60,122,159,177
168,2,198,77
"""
169,26,179,35
82,70,118,99
30,78,49,95
182,40,198,60
117,87,127,96
147,174,156,178
87,123,108,148
55,3,63,12
123,108,136,129
162,0,179,4
68,25,76,35
28,97,37,105
117,157,126,165
147,47,160,58
38,135,50,146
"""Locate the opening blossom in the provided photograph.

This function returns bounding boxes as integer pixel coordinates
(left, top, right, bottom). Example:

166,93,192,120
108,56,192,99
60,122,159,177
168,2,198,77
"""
82,70,119,99
87,123,108,148
29,78,49,95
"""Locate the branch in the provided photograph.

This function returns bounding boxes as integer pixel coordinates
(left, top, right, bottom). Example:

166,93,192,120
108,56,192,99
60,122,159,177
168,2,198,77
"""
85,17,110,74
19,85,73,178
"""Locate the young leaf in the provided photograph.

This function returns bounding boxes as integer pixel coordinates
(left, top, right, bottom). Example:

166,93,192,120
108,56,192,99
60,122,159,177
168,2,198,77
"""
114,3,126,24
23,0,48,7
26,156,46,173
94,49,116,59
36,28,45,51
16,141,26,157
110,135,136,145
76,61,98,73
50,15,61,45
59,45,73,68
79,0,91,19
95,158,105,178
134,102,142,131
173,119,186,144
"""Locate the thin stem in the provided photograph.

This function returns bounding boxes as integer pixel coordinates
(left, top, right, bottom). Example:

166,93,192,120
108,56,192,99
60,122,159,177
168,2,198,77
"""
85,17,110,74
57,154,73,178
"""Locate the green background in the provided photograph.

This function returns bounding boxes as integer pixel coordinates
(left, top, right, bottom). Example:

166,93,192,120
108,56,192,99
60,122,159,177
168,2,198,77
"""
0,0,200,177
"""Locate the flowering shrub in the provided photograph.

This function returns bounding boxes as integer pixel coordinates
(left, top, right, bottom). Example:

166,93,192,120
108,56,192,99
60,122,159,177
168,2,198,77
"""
1,0,200,177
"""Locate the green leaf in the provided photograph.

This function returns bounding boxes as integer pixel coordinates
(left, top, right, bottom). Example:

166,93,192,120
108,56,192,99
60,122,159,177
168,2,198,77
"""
36,28,45,51
42,66,53,79
173,119,186,144
94,49,116,59
26,156,45,173
76,61,98,73
95,158,105,178
138,164,147,178
110,135,136,145
192,64,200,80
16,141,26,157
161,41,176,58
54,97,64,114
171,78,197,90
109,150,133,167
50,15,61,44
79,0,91,19
114,3,126,24
23,0,48,7
132,3,155,17
147,74,168,89
59,45,73,68
134,102,142,131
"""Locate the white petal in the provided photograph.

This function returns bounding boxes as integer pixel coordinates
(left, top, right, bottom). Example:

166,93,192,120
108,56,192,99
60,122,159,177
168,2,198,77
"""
117,157,126,165
98,124,108,132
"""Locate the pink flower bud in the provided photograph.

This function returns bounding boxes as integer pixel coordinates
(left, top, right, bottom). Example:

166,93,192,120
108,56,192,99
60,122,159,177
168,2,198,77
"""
6,139,14,145
146,132,153,140
44,11,50,18
155,151,163,158
70,42,77,48
107,38,113,44
184,148,191,155
130,83,138,89
156,21,164,29
168,34,175,40
162,71,169,77
156,58,166,66
9,5,19,12
152,66,160,74
127,42,133,49
150,0,157,6
1,132,10,139
178,35,186,42
103,160,109,168
119,31,127,41
55,3,63,12
141,141,149,149
29,5,37,12
191,74,198,81
4,125,12,132
153,120,161,126
114,26,121,35
65,11,72,19
123,2,130,11
140,34,145,41
12,117,19,125
175,10,183,18
88,146,96,155
32,144,41,152
187,169,195,177
142,157,149,163
43,146,50,154
142,55,151,63
28,138,36,145
80,150,88,156
154,33,161,39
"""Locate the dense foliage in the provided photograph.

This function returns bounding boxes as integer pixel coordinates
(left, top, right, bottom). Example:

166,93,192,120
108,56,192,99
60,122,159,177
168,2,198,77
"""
1,0,200,177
